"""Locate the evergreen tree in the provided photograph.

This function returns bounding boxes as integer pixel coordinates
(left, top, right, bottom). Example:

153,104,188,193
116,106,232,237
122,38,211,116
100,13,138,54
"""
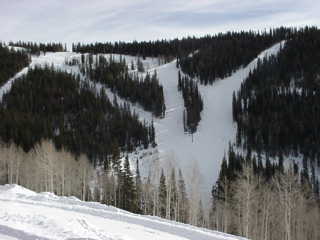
120,156,138,212
233,27,320,167
135,158,143,213
158,169,167,218
0,66,154,167
178,75,203,134
169,168,178,220
137,57,145,72
9,41,66,54
178,169,189,223
0,44,30,86
80,55,165,118
178,71,182,91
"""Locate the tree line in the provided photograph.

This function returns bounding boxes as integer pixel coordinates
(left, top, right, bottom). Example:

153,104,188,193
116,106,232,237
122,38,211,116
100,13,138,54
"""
79,54,166,118
0,139,204,226
0,66,155,167
178,71,203,134
210,145,320,240
0,43,30,86
177,29,288,84
72,27,296,84
227,26,320,240
9,41,66,54
1,134,319,240
103,155,192,221
233,26,320,166
72,39,192,63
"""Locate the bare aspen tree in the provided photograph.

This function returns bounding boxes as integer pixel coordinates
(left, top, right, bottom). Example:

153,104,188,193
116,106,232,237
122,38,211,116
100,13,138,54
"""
151,155,160,216
6,143,18,184
42,140,55,193
0,143,8,184
274,167,300,240
234,166,258,238
259,184,274,240
221,177,232,233
142,174,154,215
197,199,205,227
166,173,171,220
77,154,94,201
188,162,201,226
14,145,23,184
57,149,70,196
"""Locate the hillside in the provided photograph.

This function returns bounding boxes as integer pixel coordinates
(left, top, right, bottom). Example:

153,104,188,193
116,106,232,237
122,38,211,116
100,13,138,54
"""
0,184,245,240
0,42,284,200
1,27,320,240
0,40,284,192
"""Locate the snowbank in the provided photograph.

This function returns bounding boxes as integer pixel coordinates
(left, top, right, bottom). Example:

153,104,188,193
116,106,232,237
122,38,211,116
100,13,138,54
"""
0,184,246,240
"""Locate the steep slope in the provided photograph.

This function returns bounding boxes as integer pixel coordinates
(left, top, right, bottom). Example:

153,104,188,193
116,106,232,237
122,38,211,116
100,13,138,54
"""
0,184,246,240
152,42,285,197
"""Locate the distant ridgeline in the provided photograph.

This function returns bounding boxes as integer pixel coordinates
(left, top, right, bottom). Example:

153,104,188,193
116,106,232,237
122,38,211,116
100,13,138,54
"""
75,54,166,118
72,27,293,84
72,39,192,62
0,66,155,166
233,26,320,163
0,43,30,86
8,41,66,54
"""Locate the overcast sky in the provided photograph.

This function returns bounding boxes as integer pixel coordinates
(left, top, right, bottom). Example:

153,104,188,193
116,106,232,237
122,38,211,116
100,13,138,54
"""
1,0,320,43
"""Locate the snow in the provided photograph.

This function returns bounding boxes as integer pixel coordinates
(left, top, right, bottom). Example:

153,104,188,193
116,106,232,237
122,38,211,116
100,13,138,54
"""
0,52,76,100
0,184,246,240
0,42,284,204
0,66,29,100
9,46,27,52
149,41,285,200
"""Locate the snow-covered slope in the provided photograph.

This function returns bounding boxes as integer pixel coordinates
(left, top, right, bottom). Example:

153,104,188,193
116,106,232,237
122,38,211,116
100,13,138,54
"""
0,43,284,203
151,41,285,197
0,184,246,240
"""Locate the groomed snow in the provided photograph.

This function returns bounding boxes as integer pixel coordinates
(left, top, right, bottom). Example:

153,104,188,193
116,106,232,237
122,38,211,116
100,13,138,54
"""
151,41,285,199
0,184,246,240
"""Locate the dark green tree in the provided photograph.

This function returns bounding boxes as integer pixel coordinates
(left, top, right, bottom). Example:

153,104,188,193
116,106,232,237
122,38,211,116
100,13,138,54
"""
158,169,167,218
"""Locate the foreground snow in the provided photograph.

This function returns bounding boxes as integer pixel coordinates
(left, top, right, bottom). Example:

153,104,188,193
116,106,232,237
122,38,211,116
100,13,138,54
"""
0,185,245,240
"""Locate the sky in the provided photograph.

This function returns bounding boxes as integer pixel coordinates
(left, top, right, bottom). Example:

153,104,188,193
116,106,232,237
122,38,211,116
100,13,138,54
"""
1,0,320,43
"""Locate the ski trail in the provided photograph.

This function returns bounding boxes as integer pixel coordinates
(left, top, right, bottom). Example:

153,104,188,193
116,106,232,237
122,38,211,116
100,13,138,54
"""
0,42,284,204
152,42,285,202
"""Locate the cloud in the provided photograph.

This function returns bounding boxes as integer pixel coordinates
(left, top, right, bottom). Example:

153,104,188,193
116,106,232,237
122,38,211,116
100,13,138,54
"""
1,0,319,43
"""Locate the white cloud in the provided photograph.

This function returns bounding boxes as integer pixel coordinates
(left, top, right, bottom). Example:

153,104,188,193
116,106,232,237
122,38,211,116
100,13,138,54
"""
1,0,319,43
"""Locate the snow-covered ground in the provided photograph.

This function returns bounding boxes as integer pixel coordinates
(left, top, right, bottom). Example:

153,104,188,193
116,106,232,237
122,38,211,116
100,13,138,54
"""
151,42,285,199
0,184,246,240
0,43,284,203
0,52,159,101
